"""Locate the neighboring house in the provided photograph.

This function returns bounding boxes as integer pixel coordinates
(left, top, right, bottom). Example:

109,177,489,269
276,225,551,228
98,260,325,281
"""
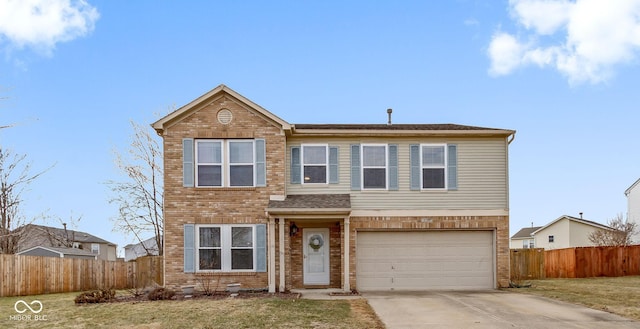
510,226,542,249
15,224,117,261
529,215,611,250
17,246,97,259
152,84,515,292
124,236,161,262
625,178,640,244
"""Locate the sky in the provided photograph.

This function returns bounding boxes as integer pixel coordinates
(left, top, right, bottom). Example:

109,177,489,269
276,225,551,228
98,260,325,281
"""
1,0,639,256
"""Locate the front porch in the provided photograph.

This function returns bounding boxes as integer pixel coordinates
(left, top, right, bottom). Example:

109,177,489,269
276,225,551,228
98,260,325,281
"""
266,194,352,293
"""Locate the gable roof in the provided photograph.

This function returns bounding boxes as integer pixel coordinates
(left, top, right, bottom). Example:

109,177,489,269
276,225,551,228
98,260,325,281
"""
532,215,611,235
151,84,516,139
511,226,543,239
625,178,640,196
20,224,115,246
151,84,291,135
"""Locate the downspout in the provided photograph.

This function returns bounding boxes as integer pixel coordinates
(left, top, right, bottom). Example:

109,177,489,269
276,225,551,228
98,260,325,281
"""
508,131,516,145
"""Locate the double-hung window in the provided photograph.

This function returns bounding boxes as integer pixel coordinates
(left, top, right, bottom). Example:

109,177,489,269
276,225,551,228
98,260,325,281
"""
195,139,255,187
197,225,255,271
302,145,328,184
362,144,387,189
421,144,447,189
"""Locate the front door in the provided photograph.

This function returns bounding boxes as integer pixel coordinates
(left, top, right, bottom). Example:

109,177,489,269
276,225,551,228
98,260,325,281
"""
303,228,330,285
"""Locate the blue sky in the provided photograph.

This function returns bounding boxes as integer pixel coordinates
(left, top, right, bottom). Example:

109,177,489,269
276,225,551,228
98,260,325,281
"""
1,0,639,255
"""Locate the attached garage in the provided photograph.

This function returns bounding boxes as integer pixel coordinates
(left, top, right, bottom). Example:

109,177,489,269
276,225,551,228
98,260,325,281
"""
356,231,495,291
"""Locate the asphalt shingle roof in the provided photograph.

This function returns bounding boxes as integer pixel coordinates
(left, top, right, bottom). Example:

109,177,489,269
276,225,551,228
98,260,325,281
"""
267,194,351,209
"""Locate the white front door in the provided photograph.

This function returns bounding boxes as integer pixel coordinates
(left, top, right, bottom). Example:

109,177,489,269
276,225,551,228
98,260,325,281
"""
303,228,330,285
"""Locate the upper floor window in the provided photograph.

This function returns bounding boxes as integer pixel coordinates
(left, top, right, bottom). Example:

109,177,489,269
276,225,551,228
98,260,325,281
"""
302,145,328,184
91,243,100,254
421,144,447,189
362,144,387,189
197,225,255,271
195,139,256,187
548,235,554,243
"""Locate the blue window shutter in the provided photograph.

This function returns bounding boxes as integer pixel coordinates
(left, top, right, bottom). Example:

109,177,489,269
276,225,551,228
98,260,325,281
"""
448,144,458,190
410,144,420,190
388,144,398,190
183,139,194,187
329,146,339,184
255,224,267,272
255,139,266,187
350,144,361,190
290,147,301,184
183,224,195,273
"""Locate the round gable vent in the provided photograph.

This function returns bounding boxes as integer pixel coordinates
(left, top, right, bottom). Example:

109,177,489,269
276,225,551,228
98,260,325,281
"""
217,109,233,125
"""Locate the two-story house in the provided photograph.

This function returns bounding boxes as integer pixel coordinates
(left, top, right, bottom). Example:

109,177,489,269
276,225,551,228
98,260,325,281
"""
152,85,515,292
15,224,117,261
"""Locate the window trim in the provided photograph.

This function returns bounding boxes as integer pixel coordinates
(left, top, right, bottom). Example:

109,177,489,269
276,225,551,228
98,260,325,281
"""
301,144,329,185
361,144,388,190
195,224,257,272
194,139,256,188
548,235,554,243
91,243,100,254
420,143,448,190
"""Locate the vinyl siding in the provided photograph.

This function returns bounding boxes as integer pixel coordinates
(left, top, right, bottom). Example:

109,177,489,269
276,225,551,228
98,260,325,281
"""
286,137,509,210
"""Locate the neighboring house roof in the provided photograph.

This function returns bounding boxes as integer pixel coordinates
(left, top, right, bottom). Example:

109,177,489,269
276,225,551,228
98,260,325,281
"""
19,224,116,246
511,226,543,239
531,215,611,235
625,178,640,196
266,194,351,216
17,246,98,258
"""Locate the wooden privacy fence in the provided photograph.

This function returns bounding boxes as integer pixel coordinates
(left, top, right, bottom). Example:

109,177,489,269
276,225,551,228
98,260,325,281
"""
510,245,640,280
0,254,164,297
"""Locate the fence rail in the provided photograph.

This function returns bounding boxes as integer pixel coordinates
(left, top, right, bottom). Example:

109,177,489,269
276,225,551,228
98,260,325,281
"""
511,245,640,281
0,254,163,297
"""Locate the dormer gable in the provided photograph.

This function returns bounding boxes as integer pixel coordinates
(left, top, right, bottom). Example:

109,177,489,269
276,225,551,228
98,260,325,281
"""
152,84,291,136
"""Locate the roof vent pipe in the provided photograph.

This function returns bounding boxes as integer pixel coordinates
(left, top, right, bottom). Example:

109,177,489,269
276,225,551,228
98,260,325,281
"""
387,108,393,125
579,212,583,219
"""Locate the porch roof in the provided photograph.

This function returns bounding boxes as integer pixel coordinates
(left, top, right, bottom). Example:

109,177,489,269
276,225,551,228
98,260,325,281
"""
266,194,351,217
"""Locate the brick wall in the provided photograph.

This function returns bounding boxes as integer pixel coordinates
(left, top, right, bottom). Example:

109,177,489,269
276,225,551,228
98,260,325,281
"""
162,93,285,291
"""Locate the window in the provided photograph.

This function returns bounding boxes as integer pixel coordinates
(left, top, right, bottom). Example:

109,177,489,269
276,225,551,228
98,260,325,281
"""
196,225,255,271
302,145,328,184
195,140,255,187
529,240,535,248
421,144,446,189
91,243,100,254
72,242,81,249
362,144,387,189
548,235,554,243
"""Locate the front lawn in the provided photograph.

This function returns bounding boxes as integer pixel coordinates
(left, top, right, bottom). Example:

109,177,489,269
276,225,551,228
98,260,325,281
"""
1,291,384,329
507,276,640,321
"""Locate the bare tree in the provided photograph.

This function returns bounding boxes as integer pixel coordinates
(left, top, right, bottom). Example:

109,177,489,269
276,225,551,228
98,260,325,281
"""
107,120,163,257
0,148,49,253
588,214,637,247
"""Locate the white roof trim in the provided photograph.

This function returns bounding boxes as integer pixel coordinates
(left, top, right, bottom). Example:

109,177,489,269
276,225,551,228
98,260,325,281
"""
625,178,640,196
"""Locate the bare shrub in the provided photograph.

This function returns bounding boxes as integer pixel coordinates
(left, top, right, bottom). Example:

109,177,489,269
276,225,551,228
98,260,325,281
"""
147,287,175,300
74,289,116,304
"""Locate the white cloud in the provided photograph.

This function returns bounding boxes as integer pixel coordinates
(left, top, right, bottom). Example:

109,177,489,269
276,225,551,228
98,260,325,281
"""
488,0,640,84
0,0,99,55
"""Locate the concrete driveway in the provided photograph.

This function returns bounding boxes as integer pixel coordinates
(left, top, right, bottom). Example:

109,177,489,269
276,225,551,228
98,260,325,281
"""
363,290,640,329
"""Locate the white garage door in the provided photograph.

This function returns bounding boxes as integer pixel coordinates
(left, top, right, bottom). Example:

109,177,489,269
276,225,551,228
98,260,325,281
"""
356,231,494,291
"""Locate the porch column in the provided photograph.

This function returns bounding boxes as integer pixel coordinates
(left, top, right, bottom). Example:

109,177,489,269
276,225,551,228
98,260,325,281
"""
268,217,276,293
343,216,351,292
278,218,286,292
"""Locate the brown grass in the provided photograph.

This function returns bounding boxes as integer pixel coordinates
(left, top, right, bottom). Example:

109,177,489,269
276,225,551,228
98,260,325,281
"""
0,291,384,329
507,275,640,321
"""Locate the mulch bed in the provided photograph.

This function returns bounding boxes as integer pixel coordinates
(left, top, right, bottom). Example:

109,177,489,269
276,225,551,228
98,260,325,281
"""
111,291,300,303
